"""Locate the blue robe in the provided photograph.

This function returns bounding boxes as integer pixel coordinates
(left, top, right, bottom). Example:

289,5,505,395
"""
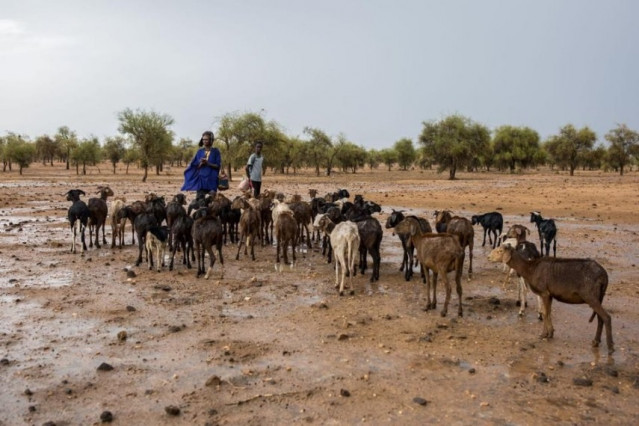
181,147,221,192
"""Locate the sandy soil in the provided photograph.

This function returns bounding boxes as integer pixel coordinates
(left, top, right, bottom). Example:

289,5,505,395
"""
1,162,639,425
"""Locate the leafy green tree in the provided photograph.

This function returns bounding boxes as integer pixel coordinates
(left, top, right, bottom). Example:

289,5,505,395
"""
379,148,398,171
605,124,639,175
302,127,334,176
583,145,607,171
122,147,140,174
103,136,126,174
174,137,196,167
394,138,416,170
274,135,304,174
335,141,367,173
544,124,596,176
35,135,57,166
1,132,27,171
366,149,381,170
54,126,78,170
419,114,490,179
10,140,36,175
72,137,102,175
492,126,541,172
216,111,266,181
118,108,174,182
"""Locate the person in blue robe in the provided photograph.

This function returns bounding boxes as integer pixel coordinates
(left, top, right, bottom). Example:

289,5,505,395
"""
181,131,221,200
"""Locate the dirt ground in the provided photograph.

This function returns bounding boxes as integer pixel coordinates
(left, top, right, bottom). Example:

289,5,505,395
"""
1,162,639,425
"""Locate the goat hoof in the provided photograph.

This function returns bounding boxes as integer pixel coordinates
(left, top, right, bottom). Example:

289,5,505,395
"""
608,347,615,355
440,310,447,317
515,300,522,307
339,291,344,296
591,340,600,348
349,290,355,296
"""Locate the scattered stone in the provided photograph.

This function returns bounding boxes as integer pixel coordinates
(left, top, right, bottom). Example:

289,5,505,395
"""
97,362,114,372
533,372,549,383
419,335,433,343
0,358,9,365
556,360,565,367
468,368,476,374
100,410,114,422
65,388,73,395
24,388,33,396
573,377,593,387
42,422,56,426
117,331,127,341
340,389,351,397
169,325,182,333
610,386,620,394
337,333,349,341
413,397,428,406
488,297,500,305
208,408,218,416
28,405,36,412
165,405,181,416
205,375,222,387
154,284,172,292
126,305,136,312
605,366,618,377
126,270,136,278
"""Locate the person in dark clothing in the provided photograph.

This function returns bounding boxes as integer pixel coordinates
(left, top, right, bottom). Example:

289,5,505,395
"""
181,131,221,199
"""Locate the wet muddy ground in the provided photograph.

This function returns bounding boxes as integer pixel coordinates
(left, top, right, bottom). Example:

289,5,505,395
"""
1,164,639,425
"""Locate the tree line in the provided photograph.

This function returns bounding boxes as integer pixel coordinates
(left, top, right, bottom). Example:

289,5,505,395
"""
1,109,638,179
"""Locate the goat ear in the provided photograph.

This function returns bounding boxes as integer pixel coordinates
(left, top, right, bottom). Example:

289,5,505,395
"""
78,190,86,196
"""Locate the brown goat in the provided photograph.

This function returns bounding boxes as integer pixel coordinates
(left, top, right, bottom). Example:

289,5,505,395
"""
489,244,613,354
396,218,464,317
275,210,298,272
435,210,474,280
232,196,261,261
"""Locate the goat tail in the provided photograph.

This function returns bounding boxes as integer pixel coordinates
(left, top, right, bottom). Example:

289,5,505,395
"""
589,311,596,323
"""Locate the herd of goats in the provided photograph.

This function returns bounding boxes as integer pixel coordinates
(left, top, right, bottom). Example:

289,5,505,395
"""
62,185,614,354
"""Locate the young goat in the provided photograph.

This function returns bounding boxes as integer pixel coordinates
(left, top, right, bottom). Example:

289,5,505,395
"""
169,214,194,271
530,211,557,257
395,218,464,317
145,226,170,272
66,189,90,253
471,211,503,248
166,193,187,251
232,196,261,261
488,244,613,354
500,238,543,319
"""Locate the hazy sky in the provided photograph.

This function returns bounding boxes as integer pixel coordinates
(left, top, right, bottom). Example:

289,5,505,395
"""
2,0,638,149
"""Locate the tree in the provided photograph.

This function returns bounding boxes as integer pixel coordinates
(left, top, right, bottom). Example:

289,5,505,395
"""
10,141,36,175
379,148,398,171
302,127,333,176
35,135,57,166
118,108,174,182
366,149,381,170
334,141,367,173
54,126,78,170
122,147,140,174
216,111,266,181
544,124,596,176
605,124,639,176
492,126,541,172
103,136,126,174
419,114,490,179
71,137,102,175
393,138,416,170
174,137,196,168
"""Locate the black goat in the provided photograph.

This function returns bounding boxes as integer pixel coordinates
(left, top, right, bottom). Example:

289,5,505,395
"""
471,212,503,248
134,212,158,266
166,193,187,250
87,186,114,248
530,211,557,257
145,225,170,272
356,217,383,282
385,209,431,281
192,209,225,279
169,214,194,270
145,194,167,225
66,189,90,253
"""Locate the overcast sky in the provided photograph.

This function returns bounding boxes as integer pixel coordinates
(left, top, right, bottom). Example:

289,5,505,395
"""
2,0,638,149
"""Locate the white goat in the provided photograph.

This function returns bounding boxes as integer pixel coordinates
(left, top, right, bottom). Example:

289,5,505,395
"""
316,215,360,296
110,198,127,249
